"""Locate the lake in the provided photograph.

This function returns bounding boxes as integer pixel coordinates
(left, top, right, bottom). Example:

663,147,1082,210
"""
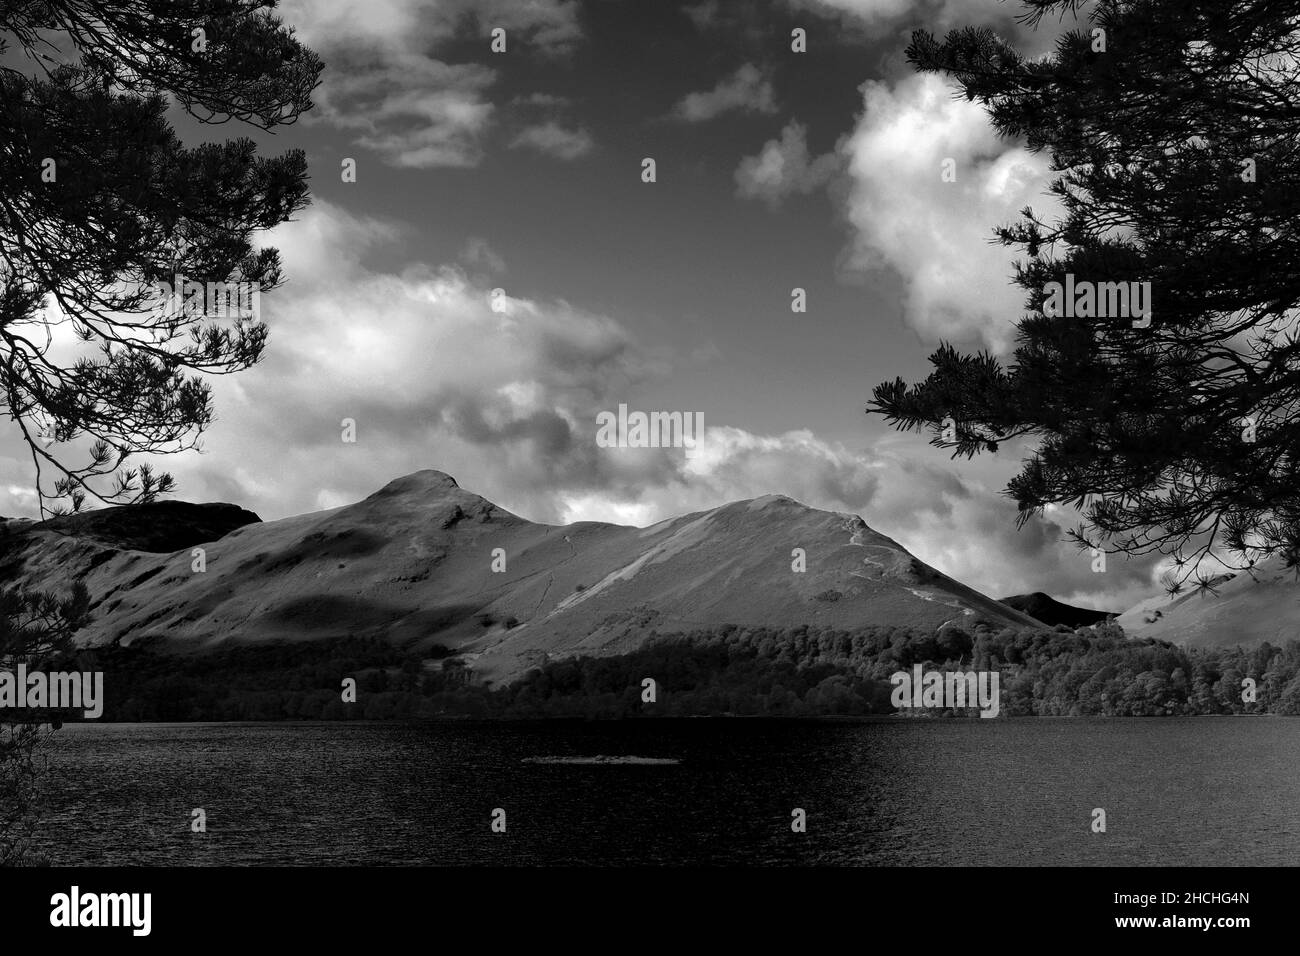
24,717,1299,865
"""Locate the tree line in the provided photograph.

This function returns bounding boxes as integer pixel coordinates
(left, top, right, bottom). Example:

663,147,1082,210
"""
42,620,1300,721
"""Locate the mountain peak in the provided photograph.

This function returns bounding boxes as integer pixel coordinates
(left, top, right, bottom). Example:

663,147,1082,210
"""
1000,591,1115,628
744,493,802,510
367,470,460,499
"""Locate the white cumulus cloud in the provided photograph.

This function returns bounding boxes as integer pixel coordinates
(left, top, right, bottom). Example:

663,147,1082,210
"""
838,72,1058,351
281,0,584,168
735,121,842,208
672,64,777,122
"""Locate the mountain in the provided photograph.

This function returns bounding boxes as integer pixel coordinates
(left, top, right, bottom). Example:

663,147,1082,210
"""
999,592,1117,628
2,501,261,554
0,470,1045,682
1116,557,1298,650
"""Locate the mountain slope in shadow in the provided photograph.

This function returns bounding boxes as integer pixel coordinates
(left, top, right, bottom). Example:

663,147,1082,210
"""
999,592,1117,628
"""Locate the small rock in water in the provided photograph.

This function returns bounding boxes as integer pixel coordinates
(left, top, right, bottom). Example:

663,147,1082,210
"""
521,755,679,765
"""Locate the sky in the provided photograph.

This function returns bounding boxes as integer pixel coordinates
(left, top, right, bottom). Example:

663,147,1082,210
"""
0,0,1168,610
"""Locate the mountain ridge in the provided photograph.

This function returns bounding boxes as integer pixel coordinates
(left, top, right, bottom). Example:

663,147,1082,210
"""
999,591,1118,628
0,469,1047,682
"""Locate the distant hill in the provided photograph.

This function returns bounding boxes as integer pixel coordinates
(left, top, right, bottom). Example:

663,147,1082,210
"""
0,470,1046,682
999,592,1117,628
2,501,260,554
1116,557,1299,650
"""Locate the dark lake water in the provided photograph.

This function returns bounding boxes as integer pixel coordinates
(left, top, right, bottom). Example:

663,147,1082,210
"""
26,717,1300,865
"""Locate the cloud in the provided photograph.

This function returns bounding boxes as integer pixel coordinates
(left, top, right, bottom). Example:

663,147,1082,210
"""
281,0,584,168
460,237,507,275
283,0,583,56
860,442,1159,610
512,92,572,109
683,1,721,30
508,91,592,160
455,0,583,55
787,0,1044,38
836,72,1057,352
798,0,914,20
672,64,777,122
317,55,496,169
509,122,594,160
107,200,657,519
735,121,842,208
561,427,880,526
282,0,425,51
